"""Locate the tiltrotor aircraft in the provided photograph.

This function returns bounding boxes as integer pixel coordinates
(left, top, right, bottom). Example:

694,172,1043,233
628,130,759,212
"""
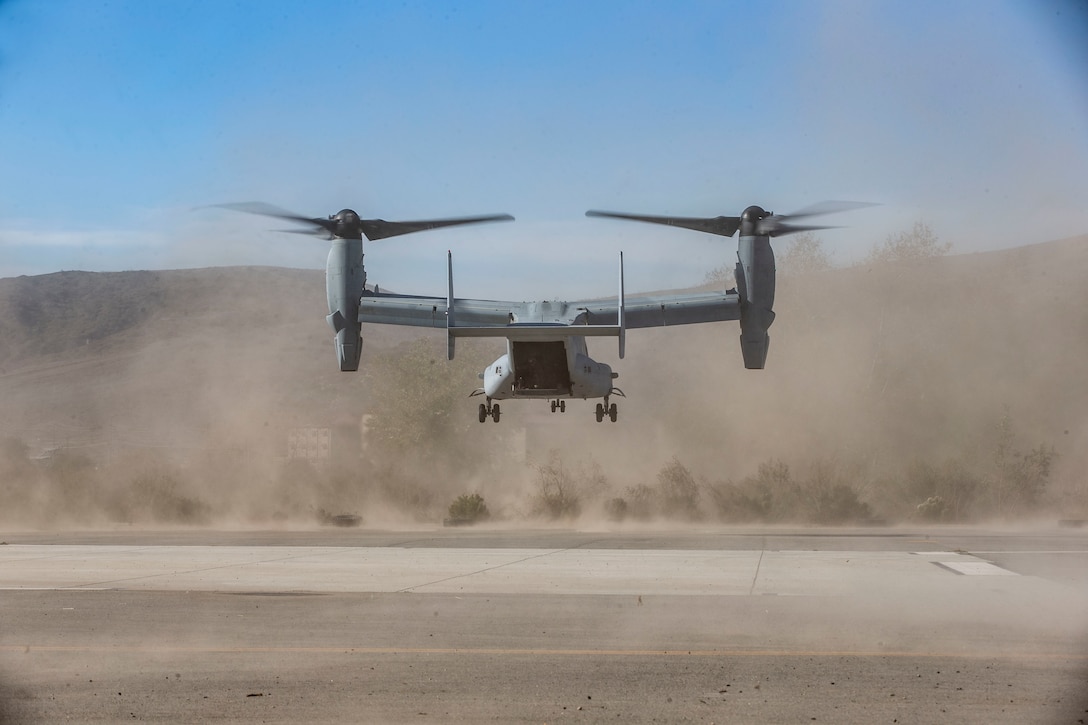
221,201,866,423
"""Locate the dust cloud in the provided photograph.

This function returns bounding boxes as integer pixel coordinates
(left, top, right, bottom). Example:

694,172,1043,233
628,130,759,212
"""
0,236,1085,530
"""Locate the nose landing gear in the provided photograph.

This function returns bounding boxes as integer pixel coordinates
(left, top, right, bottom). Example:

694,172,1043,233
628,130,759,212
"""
549,399,567,413
594,396,618,423
478,399,501,423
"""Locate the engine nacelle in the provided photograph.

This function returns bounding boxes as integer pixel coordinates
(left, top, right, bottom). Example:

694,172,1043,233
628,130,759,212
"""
739,312,772,369
326,237,366,373
334,326,362,372
735,233,776,369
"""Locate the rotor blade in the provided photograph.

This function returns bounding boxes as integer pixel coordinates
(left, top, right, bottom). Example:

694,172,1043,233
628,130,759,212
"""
215,202,337,234
586,210,741,238
777,200,878,222
273,227,332,238
759,221,840,237
359,213,514,241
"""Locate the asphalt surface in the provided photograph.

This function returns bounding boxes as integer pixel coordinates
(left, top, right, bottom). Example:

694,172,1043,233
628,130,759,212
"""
1,525,1086,723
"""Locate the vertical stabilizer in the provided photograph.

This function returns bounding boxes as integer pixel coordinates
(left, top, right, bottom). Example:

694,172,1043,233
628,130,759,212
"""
618,251,626,359
446,250,456,360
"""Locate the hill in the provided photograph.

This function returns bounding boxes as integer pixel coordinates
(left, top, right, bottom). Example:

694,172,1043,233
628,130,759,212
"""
0,236,1085,525
0,267,332,451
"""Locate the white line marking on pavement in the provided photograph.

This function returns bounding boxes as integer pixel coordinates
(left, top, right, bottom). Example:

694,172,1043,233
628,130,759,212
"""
936,561,1018,576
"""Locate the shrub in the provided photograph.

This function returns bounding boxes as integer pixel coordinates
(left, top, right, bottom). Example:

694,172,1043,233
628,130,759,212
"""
708,482,772,522
604,497,628,522
803,461,874,525
447,493,490,524
709,460,874,524
533,455,581,520
656,457,703,520
993,443,1056,513
896,460,980,522
807,482,873,524
987,409,1059,516
122,468,211,524
622,484,657,521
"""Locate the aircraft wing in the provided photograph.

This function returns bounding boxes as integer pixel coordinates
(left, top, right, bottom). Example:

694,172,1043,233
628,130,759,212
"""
360,251,741,330
357,252,742,361
361,288,741,329
359,290,741,330
575,290,741,329
359,291,514,328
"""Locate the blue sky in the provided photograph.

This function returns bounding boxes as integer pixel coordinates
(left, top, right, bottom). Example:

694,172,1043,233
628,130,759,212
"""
1,0,1086,299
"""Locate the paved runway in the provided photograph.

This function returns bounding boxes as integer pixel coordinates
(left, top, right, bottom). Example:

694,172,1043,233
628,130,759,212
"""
1,526,1086,723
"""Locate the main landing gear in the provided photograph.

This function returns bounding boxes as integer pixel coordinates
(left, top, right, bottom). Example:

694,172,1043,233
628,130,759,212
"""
478,399,500,423
595,396,618,423
550,399,566,413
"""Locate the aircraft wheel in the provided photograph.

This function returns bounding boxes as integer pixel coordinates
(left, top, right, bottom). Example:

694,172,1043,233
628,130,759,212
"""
550,400,557,413
478,403,487,423
595,403,604,422
492,404,501,423
609,403,618,422
559,400,566,412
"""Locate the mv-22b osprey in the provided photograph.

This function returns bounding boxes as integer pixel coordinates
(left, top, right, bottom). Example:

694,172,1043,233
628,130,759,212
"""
222,201,866,423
